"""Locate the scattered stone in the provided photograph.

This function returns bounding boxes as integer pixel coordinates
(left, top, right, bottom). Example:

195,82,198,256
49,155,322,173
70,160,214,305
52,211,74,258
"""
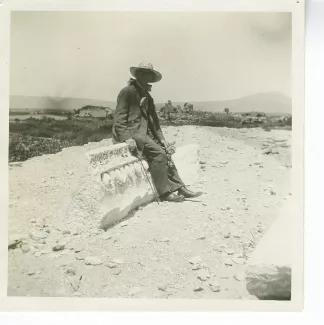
200,262,209,269
196,236,206,240
75,253,86,260
128,287,142,296
158,284,168,292
52,242,65,251
65,267,77,276
270,190,276,195
224,259,233,266
30,231,48,241
30,219,37,224
41,248,51,255
193,286,204,292
100,232,112,240
8,240,21,250
85,256,103,266
90,229,101,236
21,245,30,253
33,243,44,250
8,234,28,250
34,252,42,257
196,269,210,281
71,229,79,236
223,232,231,239
111,258,124,265
262,148,272,155
34,271,41,279
191,264,202,271
106,262,117,269
257,226,264,234
213,246,223,253
63,230,71,235
74,246,83,253
27,271,35,276
120,221,128,227
233,258,246,265
189,256,203,265
159,237,171,243
35,220,45,228
209,280,221,292
233,232,241,239
45,229,51,234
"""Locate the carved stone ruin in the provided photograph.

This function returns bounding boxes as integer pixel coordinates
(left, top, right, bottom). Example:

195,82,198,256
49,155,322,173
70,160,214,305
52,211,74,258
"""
63,142,200,230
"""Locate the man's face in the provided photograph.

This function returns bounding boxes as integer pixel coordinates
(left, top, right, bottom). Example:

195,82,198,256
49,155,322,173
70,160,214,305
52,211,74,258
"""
137,70,153,85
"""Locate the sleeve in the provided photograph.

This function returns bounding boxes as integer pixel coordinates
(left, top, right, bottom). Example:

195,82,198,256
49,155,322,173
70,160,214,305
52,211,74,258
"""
156,128,165,142
152,105,165,142
113,88,132,142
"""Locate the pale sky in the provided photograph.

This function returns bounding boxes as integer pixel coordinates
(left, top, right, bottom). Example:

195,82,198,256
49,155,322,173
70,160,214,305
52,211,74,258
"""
10,11,291,102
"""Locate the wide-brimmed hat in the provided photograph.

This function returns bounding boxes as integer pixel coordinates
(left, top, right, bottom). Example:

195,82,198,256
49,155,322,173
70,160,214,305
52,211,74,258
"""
130,62,162,83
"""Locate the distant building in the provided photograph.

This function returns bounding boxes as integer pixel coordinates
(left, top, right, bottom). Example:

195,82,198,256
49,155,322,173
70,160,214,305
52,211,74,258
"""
75,105,113,118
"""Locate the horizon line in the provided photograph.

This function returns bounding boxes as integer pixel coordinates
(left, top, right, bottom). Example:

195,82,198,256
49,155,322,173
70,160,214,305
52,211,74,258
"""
9,90,292,104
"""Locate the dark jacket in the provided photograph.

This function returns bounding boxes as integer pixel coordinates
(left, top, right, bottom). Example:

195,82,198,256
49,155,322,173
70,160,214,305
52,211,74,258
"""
112,83,165,146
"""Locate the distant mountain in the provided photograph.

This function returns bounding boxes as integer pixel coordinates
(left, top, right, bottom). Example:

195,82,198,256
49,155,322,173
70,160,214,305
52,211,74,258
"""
156,92,291,115
10,92,291,115
10,95,115,112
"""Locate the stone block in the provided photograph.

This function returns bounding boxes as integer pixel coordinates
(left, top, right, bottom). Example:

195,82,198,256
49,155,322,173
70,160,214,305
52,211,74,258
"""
62,142,200,230
245,198,293,300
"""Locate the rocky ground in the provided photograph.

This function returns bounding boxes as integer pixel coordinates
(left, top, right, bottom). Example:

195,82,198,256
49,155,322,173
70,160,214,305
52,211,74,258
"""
8,125,291,299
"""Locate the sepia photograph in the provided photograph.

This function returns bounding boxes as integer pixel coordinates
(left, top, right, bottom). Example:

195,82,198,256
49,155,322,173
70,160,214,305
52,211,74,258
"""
3,4,304,310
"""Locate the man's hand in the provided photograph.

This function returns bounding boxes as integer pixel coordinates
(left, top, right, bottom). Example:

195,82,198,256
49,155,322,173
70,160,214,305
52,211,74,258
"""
161,140,176,155
126,138,137,151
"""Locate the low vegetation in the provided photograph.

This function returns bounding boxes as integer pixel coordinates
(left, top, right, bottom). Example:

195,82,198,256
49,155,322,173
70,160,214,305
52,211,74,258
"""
9,116,113,162
158,103,292,130
9,103,291,162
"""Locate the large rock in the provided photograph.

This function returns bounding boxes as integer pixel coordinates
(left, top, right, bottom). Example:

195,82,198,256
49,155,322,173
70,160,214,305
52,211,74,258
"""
61,142,200,230
172,144,200,186
245,197,293,300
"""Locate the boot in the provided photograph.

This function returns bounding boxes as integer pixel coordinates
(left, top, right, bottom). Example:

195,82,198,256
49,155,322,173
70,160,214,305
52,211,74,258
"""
161,192,185,202
178,187,202,198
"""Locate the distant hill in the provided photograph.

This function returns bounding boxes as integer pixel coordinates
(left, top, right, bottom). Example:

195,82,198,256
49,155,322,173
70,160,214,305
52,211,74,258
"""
155,92,291,115
10,92,291,115
10,95,115,113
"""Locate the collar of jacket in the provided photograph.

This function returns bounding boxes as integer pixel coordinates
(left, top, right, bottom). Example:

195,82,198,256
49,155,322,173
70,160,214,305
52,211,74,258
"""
129,78,152,99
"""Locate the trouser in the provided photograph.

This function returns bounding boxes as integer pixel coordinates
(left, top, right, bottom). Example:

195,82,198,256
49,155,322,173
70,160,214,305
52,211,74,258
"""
132,134,185,197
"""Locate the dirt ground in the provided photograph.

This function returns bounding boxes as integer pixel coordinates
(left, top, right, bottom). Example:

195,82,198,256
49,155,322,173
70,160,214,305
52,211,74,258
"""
7,125,291,299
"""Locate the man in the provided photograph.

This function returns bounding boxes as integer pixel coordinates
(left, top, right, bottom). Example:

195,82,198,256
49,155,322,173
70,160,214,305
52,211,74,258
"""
112,62,202,202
